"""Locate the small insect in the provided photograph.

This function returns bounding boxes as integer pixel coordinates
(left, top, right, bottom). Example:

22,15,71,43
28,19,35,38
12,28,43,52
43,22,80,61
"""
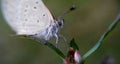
1,0,76,45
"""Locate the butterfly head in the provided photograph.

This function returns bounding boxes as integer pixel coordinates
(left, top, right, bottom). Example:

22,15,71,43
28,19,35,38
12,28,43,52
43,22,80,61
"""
57,18,64,28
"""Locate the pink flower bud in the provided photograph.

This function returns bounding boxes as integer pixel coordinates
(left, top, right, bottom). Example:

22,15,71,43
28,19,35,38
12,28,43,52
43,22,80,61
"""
74,50,82,64
68,47,75,62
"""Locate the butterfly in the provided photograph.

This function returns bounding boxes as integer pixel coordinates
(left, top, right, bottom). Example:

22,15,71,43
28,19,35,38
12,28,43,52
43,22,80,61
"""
1,0,75,45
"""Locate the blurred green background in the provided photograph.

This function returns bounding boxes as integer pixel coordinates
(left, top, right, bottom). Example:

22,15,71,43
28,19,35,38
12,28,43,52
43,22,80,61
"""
0,0,120,64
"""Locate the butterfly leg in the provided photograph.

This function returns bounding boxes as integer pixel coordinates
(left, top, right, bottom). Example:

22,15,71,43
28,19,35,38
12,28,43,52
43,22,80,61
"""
54,33,59,47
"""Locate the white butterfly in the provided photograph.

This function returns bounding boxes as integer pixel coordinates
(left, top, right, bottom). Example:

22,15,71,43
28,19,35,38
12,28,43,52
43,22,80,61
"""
1,0,64,44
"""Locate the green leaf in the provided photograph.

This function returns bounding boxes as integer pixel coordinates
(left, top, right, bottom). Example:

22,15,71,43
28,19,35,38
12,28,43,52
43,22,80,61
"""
67,38,79,57
67,38,79,58
69,38,79,50
45,42,65,59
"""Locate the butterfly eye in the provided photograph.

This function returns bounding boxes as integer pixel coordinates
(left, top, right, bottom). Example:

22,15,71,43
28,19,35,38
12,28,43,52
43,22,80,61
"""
58,19,64,28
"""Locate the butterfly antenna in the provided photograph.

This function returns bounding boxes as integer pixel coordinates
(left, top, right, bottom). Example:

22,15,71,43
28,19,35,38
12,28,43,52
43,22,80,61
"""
57,5,76,20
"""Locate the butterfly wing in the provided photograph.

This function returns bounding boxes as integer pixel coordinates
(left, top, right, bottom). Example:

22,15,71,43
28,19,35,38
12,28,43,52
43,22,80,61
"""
2,0,54,35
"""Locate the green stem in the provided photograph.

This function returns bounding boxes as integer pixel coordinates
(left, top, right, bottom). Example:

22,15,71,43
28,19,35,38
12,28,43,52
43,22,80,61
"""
82,13,120,61
44,42,65,59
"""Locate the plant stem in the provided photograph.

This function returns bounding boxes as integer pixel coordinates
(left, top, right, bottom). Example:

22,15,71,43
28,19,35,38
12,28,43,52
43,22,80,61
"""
82,13,120,61
45,42,65,59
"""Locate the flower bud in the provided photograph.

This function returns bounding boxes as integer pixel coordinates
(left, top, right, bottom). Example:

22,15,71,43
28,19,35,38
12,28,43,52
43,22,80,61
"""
74,50,82,64
68,47,75,62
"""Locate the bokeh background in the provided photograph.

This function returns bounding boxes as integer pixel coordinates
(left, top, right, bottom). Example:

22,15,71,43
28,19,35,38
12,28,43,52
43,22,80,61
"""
0,0,120,64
